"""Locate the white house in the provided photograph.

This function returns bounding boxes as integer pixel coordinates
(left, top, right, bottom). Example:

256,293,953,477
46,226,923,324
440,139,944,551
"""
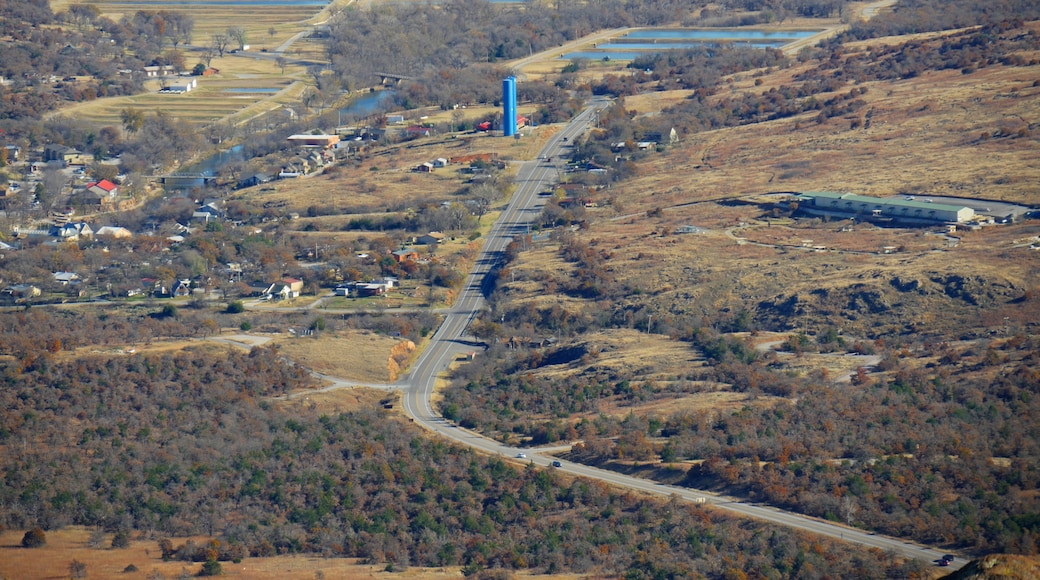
53,271,81,285
95,226,132,239
163,78,197,93
143,65,176,77
52,222,93,242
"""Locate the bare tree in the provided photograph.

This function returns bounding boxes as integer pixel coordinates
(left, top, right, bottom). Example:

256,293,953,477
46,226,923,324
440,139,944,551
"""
211,33,229,57
227,26,247,51
40,168,68,211
167,12,195,48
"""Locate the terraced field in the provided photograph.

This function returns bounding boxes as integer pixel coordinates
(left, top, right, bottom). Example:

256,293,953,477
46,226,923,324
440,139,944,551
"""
50,0,335,44
55,65,307,126
48,0,349,126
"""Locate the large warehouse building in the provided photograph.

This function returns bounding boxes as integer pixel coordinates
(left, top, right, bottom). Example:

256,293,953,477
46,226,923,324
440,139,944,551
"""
795,191,975,223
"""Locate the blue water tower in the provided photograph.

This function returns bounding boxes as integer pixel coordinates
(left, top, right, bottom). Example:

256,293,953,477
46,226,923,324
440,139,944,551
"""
502,76,517,137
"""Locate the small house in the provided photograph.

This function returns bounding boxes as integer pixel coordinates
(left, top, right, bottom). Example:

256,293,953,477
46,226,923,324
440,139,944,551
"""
4,284,41,299
265,277,304,300
43,144,69,163
52,222,93,242
392,249,419,263
355,278,397,297
193,201,225,221
432,158,449,168
415,232,445,246
386,114,405,125
86,179,118,198
416,162,434,173
173,279,192,297
238,173,271,188
95,226,133,239
143,65,176,77
53,271,81,285
164,78,196,93
405,126,433,138
287,134,340,149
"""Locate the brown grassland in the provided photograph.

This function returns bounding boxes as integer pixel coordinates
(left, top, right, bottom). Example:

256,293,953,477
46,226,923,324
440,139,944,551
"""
0,527,469,580
272,331,416,385
494,29,1040,397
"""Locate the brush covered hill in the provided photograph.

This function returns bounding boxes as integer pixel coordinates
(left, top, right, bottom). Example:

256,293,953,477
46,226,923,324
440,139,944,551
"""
446,11,1040,559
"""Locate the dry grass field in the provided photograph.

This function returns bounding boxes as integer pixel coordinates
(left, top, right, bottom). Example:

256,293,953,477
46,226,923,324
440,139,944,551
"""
495,33,1040,408
271,330,415,384
0,526,602,580
0,527,466,580
623,57,1040,207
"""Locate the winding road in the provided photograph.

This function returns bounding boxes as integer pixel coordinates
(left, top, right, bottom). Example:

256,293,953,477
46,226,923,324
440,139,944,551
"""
289,97,961,570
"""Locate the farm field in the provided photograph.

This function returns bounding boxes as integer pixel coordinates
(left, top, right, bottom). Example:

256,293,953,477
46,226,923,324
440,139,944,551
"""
58,70,305,127
47,0,346,126
48,0,341,42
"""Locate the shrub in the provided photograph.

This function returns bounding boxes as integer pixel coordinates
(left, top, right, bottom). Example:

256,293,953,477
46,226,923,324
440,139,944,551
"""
226,301,245,314
112,530,131,548
22,527,46,548
198,559,222,576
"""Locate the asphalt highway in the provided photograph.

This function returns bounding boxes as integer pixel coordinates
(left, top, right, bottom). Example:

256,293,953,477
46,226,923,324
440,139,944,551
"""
387,98,960,570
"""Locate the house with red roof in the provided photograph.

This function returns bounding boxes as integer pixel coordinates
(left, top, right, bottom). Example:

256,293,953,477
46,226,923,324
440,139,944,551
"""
86,179,118,198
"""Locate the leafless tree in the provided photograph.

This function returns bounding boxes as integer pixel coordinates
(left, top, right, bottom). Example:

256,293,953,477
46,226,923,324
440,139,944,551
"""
211,33,229,57
227,26,247,51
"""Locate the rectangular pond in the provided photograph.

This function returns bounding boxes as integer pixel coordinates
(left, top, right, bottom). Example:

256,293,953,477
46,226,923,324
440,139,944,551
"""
623,29,821,41
223,87,283,93
101,0,329,6
596,40,790,50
